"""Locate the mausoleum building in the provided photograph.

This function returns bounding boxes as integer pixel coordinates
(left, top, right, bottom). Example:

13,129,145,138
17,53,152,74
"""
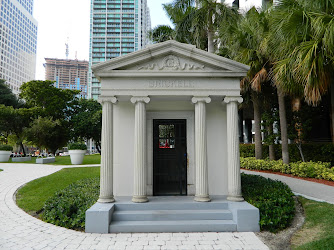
86,40,260,233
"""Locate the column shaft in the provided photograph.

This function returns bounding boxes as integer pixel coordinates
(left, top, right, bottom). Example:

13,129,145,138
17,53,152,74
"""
98,98,116,203
131,97,150,203
192,97,211,202
225,97,244,202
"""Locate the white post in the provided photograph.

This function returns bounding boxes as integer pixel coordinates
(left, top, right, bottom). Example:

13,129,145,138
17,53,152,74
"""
131,96,150,203
224,96,244,202
98,97,117,203
192,96,211,202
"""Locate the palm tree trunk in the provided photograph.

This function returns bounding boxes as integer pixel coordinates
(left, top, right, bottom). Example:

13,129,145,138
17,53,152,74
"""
252,93,262,159
278,89,289,164
208,30,214,53
268,124,275,160
207,13,214,53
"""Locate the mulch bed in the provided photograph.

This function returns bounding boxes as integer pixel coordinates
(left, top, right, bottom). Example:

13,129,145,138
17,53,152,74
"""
242,169,334,187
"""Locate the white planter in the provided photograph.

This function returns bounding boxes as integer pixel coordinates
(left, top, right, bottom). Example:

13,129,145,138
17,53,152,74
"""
0,151,11,162
69,150,86,165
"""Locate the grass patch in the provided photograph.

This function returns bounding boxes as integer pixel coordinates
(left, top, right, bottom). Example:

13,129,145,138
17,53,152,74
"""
292,197,334,249
0,169,3,172
16,167,100,214
7,154,101,165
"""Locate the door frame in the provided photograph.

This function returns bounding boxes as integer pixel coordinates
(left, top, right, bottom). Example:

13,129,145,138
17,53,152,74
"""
147,111,195,196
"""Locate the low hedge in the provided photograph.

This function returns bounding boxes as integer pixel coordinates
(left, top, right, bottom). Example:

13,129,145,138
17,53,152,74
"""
0,145,13,151
241,157,334,181
242,174,295,232
240,143,334,165
41,178,99,230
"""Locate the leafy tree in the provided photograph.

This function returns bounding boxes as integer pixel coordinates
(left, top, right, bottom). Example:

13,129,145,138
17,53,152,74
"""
70,99,102,153
25,117,70,156
0,79,22,108
19,80,79,119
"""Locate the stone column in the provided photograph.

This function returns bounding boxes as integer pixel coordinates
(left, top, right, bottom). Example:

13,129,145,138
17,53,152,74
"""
192,96,211,202
131,96,150,203
98,97,117,203
224,96,244,202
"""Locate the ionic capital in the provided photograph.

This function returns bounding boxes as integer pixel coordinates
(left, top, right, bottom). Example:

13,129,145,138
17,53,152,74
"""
98,96,117,104
191,96,211,104
131,96,150,104
223,96,243,104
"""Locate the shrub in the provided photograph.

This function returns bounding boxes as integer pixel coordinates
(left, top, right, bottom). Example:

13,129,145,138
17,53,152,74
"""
41,177,99,230
0,145,13,151
240,143,334,165
68,142,87,150
242,174,295,232
241,157,334,181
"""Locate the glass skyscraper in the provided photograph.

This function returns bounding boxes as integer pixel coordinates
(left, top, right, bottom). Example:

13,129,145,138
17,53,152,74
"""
0,0,38,94
88,0,151,100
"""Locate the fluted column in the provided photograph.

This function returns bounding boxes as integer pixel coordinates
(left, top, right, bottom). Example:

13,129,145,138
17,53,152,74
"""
131,96,150,203
224,96,244,202
192,96,211,202
98,96,117,203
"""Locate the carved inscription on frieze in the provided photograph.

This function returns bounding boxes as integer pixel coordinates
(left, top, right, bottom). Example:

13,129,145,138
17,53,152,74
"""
148,80,195,88
138,55,205,71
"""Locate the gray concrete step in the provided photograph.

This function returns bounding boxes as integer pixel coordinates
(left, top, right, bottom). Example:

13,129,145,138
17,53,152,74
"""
109,220,237,233
114,202,228,211
112,209,233,221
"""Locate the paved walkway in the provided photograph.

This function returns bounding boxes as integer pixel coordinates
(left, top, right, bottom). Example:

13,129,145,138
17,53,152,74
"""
0,164,268,250
242,170,334,204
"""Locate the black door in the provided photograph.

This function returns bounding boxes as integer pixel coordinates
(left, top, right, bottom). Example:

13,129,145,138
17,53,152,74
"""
153,119,187,196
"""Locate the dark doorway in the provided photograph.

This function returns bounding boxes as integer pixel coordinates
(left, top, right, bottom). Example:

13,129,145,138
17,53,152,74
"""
153,119,187,196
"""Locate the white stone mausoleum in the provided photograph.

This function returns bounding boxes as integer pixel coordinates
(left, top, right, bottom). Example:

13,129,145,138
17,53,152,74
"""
85,40,260,233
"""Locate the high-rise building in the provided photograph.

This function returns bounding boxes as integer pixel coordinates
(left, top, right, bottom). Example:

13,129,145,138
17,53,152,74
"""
222,0,274,10
88,0,151,100
0,0,38,94
44,58,89,99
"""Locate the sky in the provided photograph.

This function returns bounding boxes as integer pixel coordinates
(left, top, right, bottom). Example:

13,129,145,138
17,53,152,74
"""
33,0,174,80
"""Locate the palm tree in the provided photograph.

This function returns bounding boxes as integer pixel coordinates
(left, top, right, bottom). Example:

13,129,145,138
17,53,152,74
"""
271,0,334,106
270,0,334,159
219,7,273,159
163,0,239,52
149,25,175,43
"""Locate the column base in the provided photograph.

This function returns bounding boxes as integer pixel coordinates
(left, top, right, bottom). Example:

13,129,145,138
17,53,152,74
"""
132,195,149,203
227,195,244,202
98,196,115,203
194,195,211,202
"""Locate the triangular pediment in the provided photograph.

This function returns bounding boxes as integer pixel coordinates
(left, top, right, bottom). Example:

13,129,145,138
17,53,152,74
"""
92,40,249,78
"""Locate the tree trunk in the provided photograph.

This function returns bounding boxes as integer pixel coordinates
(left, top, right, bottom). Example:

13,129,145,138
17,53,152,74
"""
278,89,289,164
331,84,334,142
268,124,275,160
96,141,101,155
252,93,262,159
239,109,244,143
208,30,214,53
20,142,26,157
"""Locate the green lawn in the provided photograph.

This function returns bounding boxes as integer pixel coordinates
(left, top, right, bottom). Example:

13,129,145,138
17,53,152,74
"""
292,197,334,249
0,169,3,172
16,167,100,214
7,154,101,165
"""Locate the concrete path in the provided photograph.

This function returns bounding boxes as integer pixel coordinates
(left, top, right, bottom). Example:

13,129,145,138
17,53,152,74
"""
0,163,268,250
242,170,334,204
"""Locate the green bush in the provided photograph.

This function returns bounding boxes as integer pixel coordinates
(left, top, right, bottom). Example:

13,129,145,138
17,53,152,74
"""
0,145,13,151
240,143,334,165
41,177,99,230
241,157,334,181
242,174,295,232
68,142,87,150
